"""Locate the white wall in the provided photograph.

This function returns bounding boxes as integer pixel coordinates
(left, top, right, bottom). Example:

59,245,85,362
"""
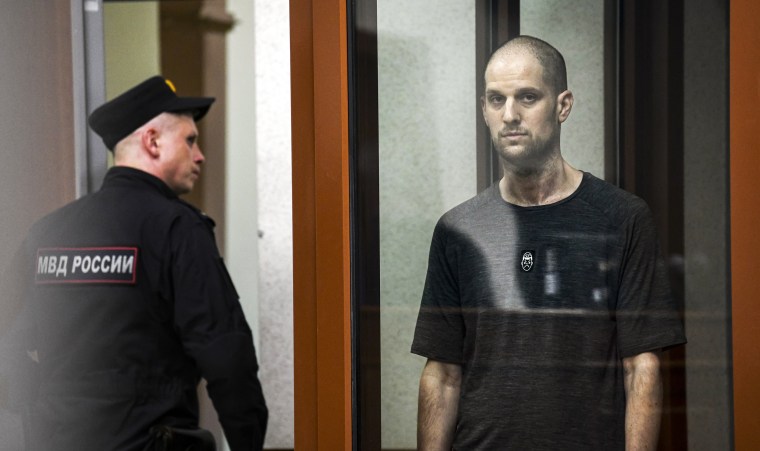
226,0,293,449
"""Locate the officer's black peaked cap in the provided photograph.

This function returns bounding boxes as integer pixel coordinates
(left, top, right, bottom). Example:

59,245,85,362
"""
88,76,215,150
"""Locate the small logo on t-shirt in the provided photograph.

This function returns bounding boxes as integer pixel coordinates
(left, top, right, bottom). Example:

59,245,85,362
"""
520,250,535,272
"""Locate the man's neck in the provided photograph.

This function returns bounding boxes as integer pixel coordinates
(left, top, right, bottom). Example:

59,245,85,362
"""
498,157,583,207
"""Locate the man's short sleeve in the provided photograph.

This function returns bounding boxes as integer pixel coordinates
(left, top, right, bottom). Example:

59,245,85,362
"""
411,217,465,364
615,202,686,358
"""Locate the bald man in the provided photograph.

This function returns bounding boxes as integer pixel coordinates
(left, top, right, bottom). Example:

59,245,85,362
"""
412,36,685,450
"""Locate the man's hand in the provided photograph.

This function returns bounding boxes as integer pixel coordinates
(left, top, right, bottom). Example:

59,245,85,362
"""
418,359,462,451
623,351,663,450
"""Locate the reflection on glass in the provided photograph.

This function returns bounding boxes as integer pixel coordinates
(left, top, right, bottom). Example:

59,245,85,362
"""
521,0,606,180
376,0,731,449
377,1,610,448
412,166,685,448
377,1,476,448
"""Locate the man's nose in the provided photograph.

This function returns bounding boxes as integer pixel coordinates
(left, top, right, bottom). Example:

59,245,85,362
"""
194,146,206,164
502,98,520,123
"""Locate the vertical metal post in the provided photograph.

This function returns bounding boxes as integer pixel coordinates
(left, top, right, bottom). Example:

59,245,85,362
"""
71,0,108,198
603,0,619,185
348,0,380,448
475,0,520,192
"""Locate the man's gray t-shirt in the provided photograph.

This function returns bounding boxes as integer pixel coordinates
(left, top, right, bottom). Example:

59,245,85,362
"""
411,172,686,450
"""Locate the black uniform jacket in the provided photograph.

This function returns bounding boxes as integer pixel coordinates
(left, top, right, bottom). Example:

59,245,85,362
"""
7,167,267,451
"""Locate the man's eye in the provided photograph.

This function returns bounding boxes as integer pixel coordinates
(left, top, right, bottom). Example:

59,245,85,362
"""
522,94,537,103
489,95,505,105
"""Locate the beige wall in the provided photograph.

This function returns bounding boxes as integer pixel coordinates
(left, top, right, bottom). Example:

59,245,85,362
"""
104,2,161,99
0,1,77,314
0,1,76,446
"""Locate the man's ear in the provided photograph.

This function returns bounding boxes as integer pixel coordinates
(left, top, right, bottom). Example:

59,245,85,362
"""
141,127,160,158
557,90,574,124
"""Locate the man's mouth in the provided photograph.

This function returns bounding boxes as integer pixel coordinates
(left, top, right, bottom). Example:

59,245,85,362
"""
501,130,527,138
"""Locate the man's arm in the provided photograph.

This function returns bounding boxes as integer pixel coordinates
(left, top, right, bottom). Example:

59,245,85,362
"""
623,351,663,451
418,359,462,451
171,220,267,450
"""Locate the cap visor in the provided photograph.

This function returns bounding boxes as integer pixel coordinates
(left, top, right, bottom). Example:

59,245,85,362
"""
166,96,216,121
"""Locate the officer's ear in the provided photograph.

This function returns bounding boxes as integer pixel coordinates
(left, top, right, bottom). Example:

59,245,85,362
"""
141,127,161,158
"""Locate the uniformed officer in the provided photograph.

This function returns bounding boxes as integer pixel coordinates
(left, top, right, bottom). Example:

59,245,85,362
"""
3,76,267,450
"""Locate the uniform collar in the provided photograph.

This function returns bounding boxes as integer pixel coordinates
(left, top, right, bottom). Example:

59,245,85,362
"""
101,166,178,199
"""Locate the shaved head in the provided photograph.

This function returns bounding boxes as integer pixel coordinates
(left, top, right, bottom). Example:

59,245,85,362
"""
486,36,567,96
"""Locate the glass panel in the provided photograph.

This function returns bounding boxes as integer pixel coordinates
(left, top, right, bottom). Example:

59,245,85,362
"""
372,0,732,449
377,1,477,448
520,0,607,180
682,0,732,448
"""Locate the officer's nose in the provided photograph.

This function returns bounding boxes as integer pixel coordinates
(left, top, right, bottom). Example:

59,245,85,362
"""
194,146,205,164
193,143,206,164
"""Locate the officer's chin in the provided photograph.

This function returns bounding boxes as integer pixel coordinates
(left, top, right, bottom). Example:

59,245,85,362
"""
172,183,194,196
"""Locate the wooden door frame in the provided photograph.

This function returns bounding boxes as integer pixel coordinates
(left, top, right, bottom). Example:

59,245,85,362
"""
290,1,352,449
730,1,760,448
